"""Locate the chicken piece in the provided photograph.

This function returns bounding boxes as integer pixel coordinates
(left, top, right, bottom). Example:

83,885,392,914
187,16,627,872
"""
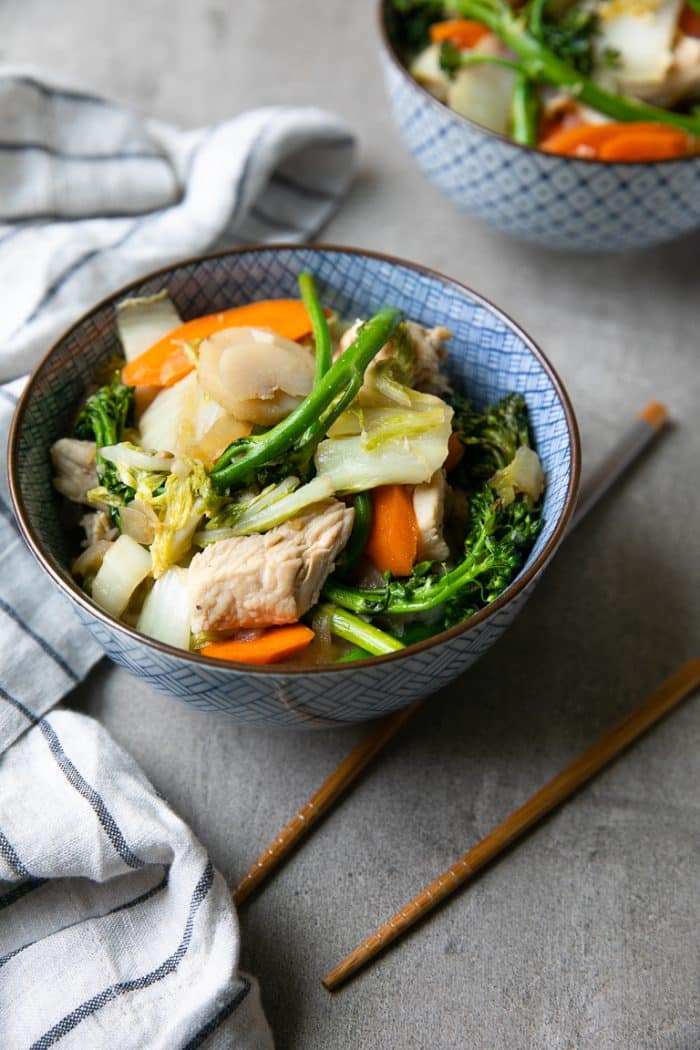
404,322,452,395
412,470,450,562
337,320,451,395
51,438,98,505
188,500,354,632
80,509,118,548
336,319,363,358
625,34,700,107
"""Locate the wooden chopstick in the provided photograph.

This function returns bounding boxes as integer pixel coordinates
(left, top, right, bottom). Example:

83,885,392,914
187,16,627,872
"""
232,703,418,906
323,659,700,991
569,401,668,531
232,402,668,908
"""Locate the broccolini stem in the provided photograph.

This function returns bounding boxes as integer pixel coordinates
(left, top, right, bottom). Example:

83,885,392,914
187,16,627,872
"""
335,491,373,576
445,0,700,136
451,52,522,75
210,306,402,491
298,272,332,385
527,0,548,39
511,73,539,146
317,603,405,656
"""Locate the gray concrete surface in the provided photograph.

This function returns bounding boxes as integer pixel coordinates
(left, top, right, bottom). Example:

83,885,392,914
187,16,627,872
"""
3,1,699,1046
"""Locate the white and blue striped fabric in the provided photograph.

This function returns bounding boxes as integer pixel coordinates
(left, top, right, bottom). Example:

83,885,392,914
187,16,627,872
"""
0,69,356,381
0,68,357,1047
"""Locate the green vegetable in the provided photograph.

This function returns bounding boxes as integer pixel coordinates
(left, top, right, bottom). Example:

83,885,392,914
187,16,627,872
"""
323,482,542,623
75,375,135,502
316,603,405,656
510,73,539,146
210,305,402,492
75,374,134,449
91,452,223,578
314,383,452,493
335,646,372,663
387,0,444,54
443,0,700,135
536,1,599,76
439,43,521,78
195,475,334,543
527,0,547,41
451,392,531,481
298,272,332,386
140,461,221,578
335,492,373,577
393,0,700,137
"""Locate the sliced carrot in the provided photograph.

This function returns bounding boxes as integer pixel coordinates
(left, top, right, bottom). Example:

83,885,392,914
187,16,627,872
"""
597,129,692,161
200,624,315,664
366,484,418,578
443,431,465,473
540,122,693,160
429,18,489,49
680,4,700,35
122,298,319,389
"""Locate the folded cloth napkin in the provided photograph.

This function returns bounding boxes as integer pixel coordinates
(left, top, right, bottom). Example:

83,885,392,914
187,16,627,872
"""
0,69,356,380
0,708,274,1049
0,68,357,1047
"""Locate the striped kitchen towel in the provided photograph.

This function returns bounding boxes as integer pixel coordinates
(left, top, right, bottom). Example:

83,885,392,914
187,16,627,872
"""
0,704,274,1049
0,68,356,381
0,68,357,1047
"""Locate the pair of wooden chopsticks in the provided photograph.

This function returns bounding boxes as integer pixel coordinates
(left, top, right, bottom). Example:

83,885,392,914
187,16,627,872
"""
323,657,700,988
232,402,692,989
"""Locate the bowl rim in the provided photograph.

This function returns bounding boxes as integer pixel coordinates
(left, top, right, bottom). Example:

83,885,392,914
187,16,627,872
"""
8,242,581,676
378,0,700,169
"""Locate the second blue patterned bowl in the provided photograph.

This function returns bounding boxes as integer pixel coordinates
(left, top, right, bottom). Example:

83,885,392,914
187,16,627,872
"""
9,245,580,728
379,2,700,252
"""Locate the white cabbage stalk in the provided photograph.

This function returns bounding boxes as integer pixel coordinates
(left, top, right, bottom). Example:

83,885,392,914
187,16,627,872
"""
138,372,250,464
92,535,152,617
595,0,682,87
409,43,451,102
447,36,516,135
137,462,217,578
195,476,334,544
136,567,191,650
315,389,452,494
101,443,175,473
197,326,315,425
489,446,545,507
116,290,182,361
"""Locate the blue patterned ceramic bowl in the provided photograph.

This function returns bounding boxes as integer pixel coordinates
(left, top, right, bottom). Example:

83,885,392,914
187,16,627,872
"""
9,246,580,728
379,4,700,251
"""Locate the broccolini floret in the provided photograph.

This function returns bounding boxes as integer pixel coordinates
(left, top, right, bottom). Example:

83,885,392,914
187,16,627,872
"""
451,392,531,481
74,375,135,504
322,481,542,624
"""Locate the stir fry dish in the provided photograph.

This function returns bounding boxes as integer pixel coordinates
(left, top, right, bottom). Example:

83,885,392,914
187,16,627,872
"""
389,0,700,159
51,275,545,666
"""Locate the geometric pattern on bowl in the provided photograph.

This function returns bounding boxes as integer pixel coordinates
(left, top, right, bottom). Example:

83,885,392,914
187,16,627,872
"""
381,47,700,252
11,246,579,727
